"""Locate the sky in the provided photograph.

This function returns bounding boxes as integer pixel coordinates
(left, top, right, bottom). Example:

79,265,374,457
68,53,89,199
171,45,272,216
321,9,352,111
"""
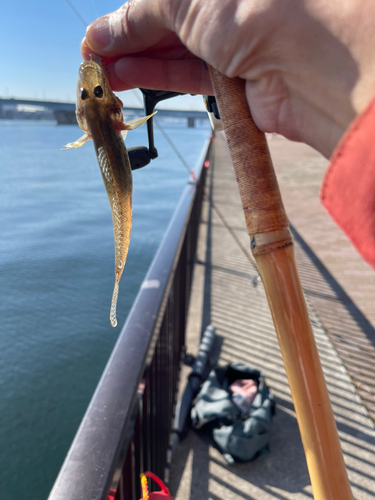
0,0,206,111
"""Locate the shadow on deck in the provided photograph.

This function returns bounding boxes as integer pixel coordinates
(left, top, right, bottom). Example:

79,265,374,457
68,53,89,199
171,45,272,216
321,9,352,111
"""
169,134,375,500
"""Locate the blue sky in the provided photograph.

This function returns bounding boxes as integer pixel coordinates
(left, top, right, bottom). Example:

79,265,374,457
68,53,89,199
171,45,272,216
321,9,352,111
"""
0,0,205,110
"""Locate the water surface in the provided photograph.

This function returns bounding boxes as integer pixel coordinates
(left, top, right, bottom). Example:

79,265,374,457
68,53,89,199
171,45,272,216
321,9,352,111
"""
0,118,210,499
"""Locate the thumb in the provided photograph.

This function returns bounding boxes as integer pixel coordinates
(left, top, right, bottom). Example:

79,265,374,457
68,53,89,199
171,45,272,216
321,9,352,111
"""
82,0,173,58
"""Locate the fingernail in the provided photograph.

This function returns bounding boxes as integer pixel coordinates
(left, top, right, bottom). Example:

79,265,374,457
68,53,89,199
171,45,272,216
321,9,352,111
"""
86,16,112,51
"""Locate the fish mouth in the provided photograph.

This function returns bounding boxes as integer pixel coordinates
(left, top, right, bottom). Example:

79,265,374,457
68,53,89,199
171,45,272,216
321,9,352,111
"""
78,60,103,82
79,55,105,76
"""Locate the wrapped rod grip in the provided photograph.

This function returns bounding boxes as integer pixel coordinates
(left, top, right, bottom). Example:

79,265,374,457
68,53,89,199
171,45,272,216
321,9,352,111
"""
208,67,288,235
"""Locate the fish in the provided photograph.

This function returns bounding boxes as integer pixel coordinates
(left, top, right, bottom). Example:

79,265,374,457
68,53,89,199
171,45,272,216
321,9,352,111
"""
62,56,155,327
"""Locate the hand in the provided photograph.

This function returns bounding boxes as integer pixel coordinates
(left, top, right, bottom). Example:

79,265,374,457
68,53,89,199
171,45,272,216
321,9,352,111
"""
82,0,375,158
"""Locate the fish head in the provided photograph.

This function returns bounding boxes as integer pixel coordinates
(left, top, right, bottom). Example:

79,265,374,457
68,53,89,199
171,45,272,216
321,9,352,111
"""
75,57,124,133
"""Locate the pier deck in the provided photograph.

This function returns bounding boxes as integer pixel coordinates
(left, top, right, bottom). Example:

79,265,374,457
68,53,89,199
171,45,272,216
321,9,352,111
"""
169,133,375,500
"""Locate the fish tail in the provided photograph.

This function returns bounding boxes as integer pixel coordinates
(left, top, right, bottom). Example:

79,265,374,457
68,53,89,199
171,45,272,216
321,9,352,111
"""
110,281,119,327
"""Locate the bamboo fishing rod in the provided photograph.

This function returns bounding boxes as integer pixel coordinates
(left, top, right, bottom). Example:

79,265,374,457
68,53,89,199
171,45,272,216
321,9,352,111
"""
208,68,353,500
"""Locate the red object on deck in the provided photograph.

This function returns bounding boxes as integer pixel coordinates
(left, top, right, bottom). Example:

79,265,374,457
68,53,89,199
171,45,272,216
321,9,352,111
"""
140,471,174,500
107,488,116,500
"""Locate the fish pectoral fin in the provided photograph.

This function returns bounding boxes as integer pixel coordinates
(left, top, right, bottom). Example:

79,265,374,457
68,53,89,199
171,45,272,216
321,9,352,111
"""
123,111,157,130
120,129,128,141
61,133,91,150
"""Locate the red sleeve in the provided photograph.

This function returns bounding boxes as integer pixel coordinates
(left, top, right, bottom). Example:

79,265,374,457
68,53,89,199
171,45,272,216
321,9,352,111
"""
320,98,375,269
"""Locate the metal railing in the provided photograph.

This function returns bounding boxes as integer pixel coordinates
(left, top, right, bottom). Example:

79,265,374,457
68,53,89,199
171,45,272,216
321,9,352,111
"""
48,135,212,500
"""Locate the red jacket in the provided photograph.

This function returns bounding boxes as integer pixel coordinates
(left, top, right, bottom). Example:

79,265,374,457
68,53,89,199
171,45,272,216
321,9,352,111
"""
321,99,375,269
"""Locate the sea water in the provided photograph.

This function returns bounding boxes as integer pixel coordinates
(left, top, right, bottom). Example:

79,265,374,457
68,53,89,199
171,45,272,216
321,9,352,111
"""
0,118,210,499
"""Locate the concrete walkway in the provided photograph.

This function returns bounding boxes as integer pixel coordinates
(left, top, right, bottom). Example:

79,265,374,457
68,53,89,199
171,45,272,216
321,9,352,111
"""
169,134,375,500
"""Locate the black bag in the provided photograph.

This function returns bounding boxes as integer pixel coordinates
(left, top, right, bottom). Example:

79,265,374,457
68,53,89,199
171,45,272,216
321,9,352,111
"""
191,363,275,464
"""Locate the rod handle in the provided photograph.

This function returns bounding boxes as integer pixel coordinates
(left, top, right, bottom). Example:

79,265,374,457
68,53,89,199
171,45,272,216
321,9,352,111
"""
208,67,288,235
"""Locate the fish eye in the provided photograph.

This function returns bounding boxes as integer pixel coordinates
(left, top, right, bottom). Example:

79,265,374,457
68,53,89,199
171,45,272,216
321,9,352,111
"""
80,88,89,100
94,85,104,98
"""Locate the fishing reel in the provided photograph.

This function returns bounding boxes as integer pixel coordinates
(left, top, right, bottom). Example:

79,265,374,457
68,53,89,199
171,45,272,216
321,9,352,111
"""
128,90,221,171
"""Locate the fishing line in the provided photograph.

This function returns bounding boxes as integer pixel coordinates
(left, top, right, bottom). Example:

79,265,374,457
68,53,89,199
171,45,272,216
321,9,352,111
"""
131,90,259,275
91,0,99,19
154,119,191,175
131,90,191,175
204,187,259,273
65,0,88,27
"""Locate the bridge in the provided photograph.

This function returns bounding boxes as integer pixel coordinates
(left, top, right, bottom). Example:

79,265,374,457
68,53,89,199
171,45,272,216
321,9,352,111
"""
0,98,208,127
